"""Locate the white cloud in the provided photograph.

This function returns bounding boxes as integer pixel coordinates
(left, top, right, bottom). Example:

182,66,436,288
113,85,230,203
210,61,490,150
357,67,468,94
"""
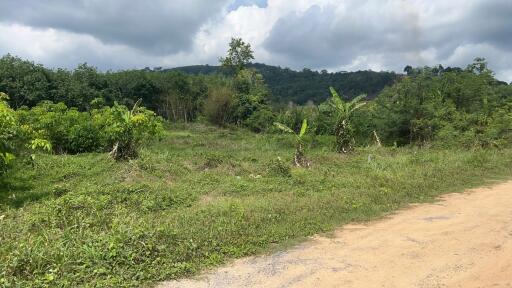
0,23,157,70
0,0,511,82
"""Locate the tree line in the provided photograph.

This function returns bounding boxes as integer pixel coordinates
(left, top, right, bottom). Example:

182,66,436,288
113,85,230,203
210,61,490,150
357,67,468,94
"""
2,38,512,174
171,63,399,104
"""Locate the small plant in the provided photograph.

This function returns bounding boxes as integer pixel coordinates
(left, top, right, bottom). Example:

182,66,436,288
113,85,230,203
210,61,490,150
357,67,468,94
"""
27,138,52,165
202,154,224,170
105,99,164,160
329,87,366,153
267,157,291,177
274,119,310,167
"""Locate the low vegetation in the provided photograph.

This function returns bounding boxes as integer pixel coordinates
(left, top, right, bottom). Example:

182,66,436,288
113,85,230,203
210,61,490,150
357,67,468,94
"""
2,125,512,287
1,38,512,287
274,119,310,167
16,100,163,159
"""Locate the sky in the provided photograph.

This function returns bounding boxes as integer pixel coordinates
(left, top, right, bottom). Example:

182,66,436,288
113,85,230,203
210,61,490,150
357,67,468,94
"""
1,0,511,82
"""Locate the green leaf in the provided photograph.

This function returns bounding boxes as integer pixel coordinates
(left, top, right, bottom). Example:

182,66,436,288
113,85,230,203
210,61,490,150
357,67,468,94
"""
351,101,367,112
130,98,143,116
350,94,367,105
329,87,340,99
273,122,294,134
0,92,9,101
329,87,344,111
299,119,308,137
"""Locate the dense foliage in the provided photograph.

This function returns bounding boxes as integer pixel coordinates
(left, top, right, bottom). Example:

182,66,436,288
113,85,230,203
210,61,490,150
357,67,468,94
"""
270,59,512,150
2,51,512,155
372,59,512,147
16,100,164,159
0,93,18,173
202,38,274,131
0,55,207,123
171,63,399,104
0,93,51,174
2,38,512,288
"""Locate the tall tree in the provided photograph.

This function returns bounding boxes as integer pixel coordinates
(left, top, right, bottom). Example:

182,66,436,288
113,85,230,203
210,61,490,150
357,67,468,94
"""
219,38,254,73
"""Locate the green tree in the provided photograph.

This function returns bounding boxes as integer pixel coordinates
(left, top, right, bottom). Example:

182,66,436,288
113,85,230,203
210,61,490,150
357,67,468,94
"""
0,55,53,108
219,38,255,73
373,60,512,148
329,87,367,153
231,69,270,125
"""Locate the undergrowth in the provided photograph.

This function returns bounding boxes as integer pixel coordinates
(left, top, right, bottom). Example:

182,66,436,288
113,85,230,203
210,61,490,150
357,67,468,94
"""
1,124,512,287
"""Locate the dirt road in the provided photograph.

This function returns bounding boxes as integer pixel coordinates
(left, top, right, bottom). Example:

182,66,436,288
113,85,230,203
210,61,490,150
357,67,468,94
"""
159,181,512,288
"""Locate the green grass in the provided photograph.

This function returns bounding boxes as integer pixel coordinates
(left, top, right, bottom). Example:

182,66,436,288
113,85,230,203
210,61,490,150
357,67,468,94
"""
2,124,512,287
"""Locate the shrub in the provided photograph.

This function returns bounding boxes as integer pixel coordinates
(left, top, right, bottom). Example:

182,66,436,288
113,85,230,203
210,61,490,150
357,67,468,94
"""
0,92,51,174
0,93,17,173
274,105,317,134
244,108,275,132
16,100,164,160
106,100,165,160
203,85,234,127
267,157,291,177
314,102,335,135
274,119,310,167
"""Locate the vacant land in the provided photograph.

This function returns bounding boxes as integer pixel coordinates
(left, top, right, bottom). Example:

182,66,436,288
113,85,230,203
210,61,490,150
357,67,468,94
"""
162,181,512,288
2,124,512,287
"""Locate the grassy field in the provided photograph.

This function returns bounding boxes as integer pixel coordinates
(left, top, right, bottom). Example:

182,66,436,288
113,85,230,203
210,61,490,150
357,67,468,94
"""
2,124,512,287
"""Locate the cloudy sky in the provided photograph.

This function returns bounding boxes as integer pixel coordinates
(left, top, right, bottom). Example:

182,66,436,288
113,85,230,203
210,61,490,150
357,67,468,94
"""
1,0,511,81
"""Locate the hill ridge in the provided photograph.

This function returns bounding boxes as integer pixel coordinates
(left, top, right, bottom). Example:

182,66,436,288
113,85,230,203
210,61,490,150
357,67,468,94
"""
168,63,400,104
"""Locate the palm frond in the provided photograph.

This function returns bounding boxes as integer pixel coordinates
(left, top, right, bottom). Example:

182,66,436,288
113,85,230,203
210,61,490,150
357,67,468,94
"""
348,94,367,113
130,98,143,116
329,87,344,109
350,94,367,104
351,102,367,112
273,122,294,134
299,119,308,137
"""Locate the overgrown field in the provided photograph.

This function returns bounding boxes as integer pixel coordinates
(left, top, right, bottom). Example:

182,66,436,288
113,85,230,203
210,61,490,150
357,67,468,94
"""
2,124,512,287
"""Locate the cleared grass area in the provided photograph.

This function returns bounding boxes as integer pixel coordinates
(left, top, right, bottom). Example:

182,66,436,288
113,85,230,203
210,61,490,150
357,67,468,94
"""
1,124,512,287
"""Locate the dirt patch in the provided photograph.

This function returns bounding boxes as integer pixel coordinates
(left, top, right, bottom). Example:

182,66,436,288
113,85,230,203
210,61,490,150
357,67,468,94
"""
159,181,512,288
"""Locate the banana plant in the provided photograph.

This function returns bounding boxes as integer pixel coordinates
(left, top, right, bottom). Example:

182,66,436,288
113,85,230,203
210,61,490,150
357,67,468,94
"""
274,119,310,167
329,87,367,153
109,99,143,160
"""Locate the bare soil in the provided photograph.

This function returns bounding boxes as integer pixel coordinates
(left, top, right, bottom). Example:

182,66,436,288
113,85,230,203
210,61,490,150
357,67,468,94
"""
159,181,512,288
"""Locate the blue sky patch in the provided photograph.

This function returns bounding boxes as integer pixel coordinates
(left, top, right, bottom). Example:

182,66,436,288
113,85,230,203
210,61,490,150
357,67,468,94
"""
228,0,268,11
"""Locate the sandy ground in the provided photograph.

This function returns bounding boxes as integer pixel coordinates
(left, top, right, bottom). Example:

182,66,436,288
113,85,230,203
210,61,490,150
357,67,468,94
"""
159,181,512,288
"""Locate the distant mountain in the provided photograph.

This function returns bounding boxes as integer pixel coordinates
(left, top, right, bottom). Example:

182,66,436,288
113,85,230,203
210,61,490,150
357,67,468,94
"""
169,63,400,104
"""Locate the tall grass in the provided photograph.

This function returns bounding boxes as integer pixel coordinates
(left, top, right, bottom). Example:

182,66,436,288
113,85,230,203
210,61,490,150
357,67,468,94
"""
1,124,512,287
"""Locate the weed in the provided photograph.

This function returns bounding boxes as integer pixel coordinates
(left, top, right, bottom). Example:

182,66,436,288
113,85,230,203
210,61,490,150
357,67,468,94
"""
1,124,512,287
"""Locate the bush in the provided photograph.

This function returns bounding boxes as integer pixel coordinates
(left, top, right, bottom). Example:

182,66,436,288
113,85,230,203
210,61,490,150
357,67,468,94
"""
267,157,291,177
0,93,17,173
0,92,51,174
203,85,234,127
16,100,164,159
313,102,335,135
274,105,317,134
373,60,512,148
106,101,165,160
244,109,275,132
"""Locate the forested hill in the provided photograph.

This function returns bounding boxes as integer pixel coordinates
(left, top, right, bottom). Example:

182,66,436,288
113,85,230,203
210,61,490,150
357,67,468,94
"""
169,63,400,104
